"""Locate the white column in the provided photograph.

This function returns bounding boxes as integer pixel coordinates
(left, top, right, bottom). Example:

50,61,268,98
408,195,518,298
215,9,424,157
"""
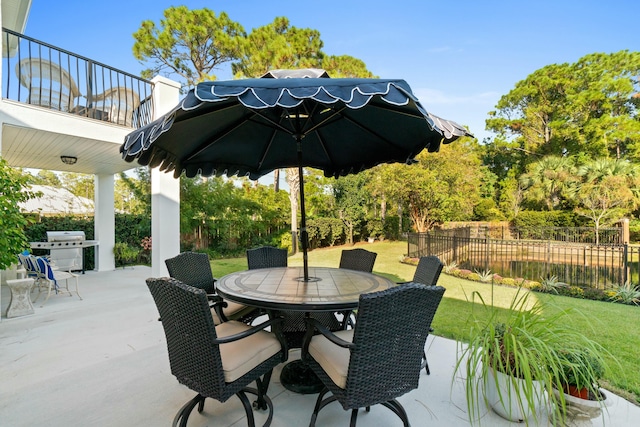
95,174,115,271
150,76,181,277
0,115,3,314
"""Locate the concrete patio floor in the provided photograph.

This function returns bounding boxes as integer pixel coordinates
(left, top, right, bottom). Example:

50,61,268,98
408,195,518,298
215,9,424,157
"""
1,266,638,427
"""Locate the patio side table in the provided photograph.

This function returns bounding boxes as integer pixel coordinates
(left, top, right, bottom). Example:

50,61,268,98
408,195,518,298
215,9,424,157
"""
6,278,35,318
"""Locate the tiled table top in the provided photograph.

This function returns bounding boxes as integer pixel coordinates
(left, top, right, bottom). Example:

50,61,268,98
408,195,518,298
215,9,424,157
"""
217,267,393,311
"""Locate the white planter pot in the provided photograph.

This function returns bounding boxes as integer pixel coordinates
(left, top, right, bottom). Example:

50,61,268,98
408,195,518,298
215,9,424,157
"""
485,368,546,422
551,388,607,422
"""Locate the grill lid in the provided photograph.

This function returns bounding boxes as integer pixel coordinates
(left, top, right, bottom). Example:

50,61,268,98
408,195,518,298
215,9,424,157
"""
46,231,86,242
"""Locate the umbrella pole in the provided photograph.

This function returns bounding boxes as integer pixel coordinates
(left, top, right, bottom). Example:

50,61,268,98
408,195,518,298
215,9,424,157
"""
297,138,310,282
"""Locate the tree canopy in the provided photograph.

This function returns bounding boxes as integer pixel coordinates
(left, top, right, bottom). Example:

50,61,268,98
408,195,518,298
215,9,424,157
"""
485,51,640,176
232,17,375,78
132,6,245,87
133,9,376,88
127,8,640,246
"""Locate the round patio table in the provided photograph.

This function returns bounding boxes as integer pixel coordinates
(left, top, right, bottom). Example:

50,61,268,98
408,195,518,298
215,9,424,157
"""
217,266,394,393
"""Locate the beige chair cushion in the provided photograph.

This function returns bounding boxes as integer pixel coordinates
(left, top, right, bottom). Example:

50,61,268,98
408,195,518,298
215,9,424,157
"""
210,300,256,325
216,320,281,383
308,329,354,389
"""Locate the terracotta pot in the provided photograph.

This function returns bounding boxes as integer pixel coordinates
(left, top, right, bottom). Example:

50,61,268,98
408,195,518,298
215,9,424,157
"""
565,385,589,400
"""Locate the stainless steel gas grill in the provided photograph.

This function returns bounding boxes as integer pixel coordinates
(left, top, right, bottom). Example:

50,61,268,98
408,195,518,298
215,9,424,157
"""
30,231,99,273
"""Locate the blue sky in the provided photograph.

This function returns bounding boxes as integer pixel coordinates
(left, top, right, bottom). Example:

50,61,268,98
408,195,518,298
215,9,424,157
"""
25,0,640,143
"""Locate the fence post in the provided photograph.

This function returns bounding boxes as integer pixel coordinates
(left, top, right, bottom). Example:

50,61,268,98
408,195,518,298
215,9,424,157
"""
546,239,551,277
453,234,458,263
485,236,490,271
623,244,629,285
407,233,410,258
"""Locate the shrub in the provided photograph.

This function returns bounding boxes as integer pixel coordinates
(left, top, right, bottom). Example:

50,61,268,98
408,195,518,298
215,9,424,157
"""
466,272,480,282
561,286,585,298
500,277,516,287
443,261,459,274
609,281,640,305
383,216,401,240
400,256,419,266
474,268,493,282
113,242,140,268
457,269,473,279
0,158,34,270
366,219,384,238
628,219,640,243
539,275,567,294
582,287,608,302
512,210,582,229
524,281,541,291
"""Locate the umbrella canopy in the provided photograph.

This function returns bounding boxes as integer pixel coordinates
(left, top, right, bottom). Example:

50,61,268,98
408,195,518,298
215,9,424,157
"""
121,70,472,280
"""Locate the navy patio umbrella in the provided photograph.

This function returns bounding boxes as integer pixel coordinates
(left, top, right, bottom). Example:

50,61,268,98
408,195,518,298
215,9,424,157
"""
120,69,472,281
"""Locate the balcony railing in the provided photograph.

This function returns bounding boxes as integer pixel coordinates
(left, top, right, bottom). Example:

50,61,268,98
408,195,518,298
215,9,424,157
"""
2,28,153,128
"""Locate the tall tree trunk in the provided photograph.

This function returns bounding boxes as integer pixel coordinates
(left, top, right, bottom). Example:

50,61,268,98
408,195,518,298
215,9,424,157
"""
274,169,280,192
285,168,299,254
381,195,387,219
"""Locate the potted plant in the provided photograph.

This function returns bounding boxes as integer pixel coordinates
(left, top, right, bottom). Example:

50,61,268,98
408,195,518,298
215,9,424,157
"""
558,349,605,400
455,288,609,426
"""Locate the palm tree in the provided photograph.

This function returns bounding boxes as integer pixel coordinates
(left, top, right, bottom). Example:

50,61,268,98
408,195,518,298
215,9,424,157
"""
520,156,578,210
575,158,640,244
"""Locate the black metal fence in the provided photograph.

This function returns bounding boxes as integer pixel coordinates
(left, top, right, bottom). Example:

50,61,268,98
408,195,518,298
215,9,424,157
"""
2,28,154,127
408,228,639,289
438,224,623,244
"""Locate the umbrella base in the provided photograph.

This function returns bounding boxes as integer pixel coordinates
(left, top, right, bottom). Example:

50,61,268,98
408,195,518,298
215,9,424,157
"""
280,359,324,394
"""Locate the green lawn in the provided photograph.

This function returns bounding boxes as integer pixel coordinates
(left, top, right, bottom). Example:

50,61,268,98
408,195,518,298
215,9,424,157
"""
210,240,640,404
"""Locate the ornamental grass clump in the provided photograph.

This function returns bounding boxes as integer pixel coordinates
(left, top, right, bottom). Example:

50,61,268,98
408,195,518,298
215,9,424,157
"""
609,281,640,305
454,288,611,426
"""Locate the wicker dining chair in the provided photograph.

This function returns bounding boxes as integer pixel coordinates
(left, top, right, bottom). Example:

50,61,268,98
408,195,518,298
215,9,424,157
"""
147,277,287,427
408,256,444,289
399,256,444,375
338,248,378,329
338,248,377,273
165,251,257,324
246,246,288,270
302,282,446,426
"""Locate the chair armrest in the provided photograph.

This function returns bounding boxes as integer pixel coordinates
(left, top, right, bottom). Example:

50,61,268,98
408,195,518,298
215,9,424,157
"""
207,293,229,322
206,293,224,303
302,317,355,352
213,317,284,344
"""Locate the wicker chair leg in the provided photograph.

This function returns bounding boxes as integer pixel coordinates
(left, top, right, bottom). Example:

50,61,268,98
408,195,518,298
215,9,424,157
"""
421,350,430,375
309,388,334,427
380,399,410,427
238,387,274,427
422,329,434,375
172,394,206,427
237,390,257,427
350,408,359,426
252,371,273,410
